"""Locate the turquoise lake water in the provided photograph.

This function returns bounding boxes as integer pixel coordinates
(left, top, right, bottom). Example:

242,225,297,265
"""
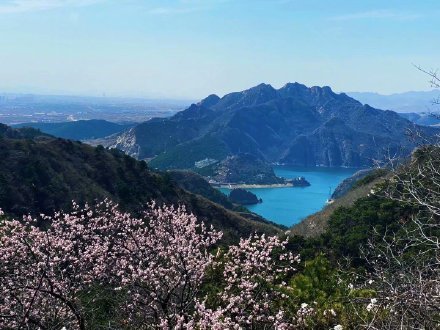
220,166,358,227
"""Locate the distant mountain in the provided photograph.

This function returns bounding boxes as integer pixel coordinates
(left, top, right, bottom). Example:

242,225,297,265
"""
102,83,437,169
398,112,440,127
0,124,280,243
13,120,133,140
348,90,440,113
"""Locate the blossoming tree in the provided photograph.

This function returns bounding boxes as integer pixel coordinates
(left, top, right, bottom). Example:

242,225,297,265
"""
0,203,113,329
193,234,302,329
107,202,223,327
0,202,222,329
0,201,303,329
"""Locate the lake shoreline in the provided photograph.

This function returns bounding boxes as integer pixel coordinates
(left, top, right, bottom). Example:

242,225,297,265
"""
217,166,358,226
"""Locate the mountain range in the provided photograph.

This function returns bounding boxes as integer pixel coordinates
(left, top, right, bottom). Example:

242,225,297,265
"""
102,83,436,169
398,112,440,127
348,90,440,113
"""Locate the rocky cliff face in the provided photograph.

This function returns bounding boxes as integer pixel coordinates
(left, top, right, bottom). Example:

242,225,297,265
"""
109,128,141,159
103,82,438,169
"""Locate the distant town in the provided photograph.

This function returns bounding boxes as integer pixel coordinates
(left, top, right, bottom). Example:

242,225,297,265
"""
0,93,190,124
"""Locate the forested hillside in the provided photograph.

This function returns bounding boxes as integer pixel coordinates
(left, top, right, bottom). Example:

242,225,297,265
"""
0,124,280,243
2,137,438,329
13,119,133,140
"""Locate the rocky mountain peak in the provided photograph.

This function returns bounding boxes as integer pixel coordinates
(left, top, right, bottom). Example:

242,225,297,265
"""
238,83,278,104
105,82,436,169
211,83,278,111
198,94,220,108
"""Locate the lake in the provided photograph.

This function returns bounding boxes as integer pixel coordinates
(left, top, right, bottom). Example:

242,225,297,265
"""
220,166,358,227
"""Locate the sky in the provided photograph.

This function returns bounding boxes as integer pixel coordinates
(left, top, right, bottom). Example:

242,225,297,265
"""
0,0,439,99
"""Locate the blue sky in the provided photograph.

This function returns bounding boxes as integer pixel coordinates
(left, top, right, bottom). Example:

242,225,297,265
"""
0,0,439,99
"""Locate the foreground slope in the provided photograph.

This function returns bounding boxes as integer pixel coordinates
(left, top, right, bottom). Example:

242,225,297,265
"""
105,83,434,169
291,169,389,237
0,124,280,243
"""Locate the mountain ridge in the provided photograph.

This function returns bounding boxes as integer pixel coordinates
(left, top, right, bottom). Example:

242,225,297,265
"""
13,119,133,141
348,90,440,113
100,82,437,169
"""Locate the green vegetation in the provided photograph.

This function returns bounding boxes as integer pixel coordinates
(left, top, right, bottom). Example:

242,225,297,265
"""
1,121,438,328
210,153,286,184
352,168,388,189
149,134,229,170
288,255,373,328
228,188,261,205
291,168,389,237
167,170,234,209
319,196,413,262
0,124,280,244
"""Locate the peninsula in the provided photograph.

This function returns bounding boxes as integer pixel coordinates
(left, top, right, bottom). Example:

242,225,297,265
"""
202,153,311,188
211,177,310,189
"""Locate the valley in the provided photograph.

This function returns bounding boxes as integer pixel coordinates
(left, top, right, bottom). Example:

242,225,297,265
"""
11,83,438,227
2,2,440,328
220,166,358,226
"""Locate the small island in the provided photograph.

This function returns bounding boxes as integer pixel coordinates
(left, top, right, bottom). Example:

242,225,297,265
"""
290,176,311,187
229,188,262,205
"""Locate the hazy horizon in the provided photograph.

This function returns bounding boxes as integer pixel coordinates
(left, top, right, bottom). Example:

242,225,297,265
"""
0,0,439,99
1,84,439,103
